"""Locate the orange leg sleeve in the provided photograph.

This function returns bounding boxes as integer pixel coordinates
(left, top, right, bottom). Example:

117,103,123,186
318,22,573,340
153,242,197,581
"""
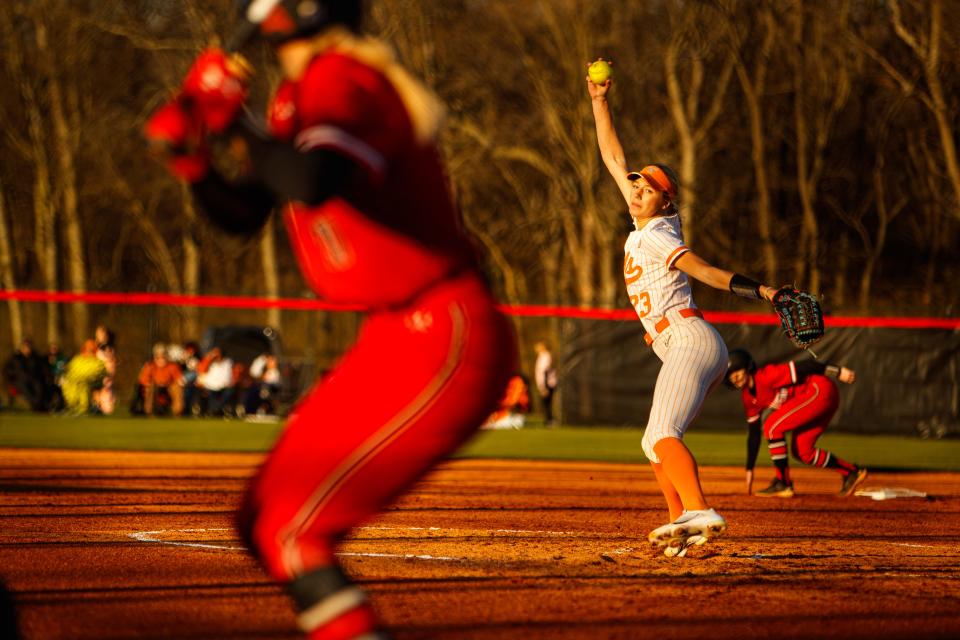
650,462,684,521
653,437,708,512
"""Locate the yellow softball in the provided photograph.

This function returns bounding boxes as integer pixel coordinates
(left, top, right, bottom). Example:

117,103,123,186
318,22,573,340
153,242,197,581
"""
588,59,612,85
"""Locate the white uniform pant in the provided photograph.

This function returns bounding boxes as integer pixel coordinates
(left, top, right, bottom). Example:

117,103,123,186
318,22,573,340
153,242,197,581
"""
641,317,728,463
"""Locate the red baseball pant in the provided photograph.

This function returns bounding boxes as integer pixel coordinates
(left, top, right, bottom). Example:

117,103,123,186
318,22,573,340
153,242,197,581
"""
237,272,516,580
764,377,839,466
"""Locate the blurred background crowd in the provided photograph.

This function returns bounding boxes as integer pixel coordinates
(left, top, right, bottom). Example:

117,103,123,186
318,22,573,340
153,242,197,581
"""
2,325,289,420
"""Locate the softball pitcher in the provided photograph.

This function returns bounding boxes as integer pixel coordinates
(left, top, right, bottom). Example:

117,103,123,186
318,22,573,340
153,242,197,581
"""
587,60,781,557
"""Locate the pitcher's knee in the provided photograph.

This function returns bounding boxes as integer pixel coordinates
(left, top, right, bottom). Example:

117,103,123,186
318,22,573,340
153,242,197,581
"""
643,427,681,464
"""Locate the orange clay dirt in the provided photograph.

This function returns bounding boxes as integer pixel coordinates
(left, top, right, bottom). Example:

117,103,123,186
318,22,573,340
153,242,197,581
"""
1,448,959,639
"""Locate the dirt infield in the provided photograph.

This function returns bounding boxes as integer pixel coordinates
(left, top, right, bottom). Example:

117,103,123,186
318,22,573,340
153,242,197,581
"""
1,448,958,640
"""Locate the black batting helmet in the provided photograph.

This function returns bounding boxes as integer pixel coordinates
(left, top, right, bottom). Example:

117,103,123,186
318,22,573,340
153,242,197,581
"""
724,348,756,388
234,0,362,48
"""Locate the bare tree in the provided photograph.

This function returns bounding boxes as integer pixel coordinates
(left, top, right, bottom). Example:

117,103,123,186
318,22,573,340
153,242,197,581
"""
259,218,282,331
663,2,735,246
722,0,780,283
829,143,907,313
483,0,629,308
906,135,950,311
1,0,958,366
33,4,89,345
1,4,61,345
0,178,23,347
104,157,183,296
788,0,854,294
853,0,960,221
180,184,201,339
859,150,907,311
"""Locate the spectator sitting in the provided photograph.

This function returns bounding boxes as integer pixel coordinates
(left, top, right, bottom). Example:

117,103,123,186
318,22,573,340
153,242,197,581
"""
243,353,282,417
482,373,530,430
46,342,68,413
168,341,201,416
2,339,51,411
138,345,184,416
197,347,235,417
61,339,107,415
129,342,161,415
92,325,117,415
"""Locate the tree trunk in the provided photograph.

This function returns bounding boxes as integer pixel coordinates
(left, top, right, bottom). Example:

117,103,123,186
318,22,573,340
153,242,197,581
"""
0,178,23,347
33,172,59,347
922,0,960,221
37,20,89,346
863,0,960,221
180,184,201,341
108,163,182,295
259,217,282,331
791,1,819,292
832,233,849,310
731,6,779,283
665,42,700,245
858,156,906,312
597,237,617,309
740,78,777,284
3,5,59,345
465,216,525,305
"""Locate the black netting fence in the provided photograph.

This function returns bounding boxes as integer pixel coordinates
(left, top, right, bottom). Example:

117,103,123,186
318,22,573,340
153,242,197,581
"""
1,296,957,436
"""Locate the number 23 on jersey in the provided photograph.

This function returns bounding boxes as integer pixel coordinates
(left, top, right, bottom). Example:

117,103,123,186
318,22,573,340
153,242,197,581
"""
624,255,651,317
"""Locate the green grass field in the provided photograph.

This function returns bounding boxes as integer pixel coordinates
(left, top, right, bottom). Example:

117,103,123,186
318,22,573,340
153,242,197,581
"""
1,412,957,470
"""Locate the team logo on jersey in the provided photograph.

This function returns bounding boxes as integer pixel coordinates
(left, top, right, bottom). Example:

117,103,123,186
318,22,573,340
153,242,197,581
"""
623,255,643,285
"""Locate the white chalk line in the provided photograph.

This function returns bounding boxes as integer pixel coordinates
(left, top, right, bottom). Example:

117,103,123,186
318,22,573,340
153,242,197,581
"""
126,525,590,562
129,527,940,562
127,528,461,560
128,529,244,552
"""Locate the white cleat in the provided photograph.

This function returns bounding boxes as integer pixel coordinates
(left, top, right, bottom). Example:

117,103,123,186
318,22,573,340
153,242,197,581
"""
663,534,706,558
649,508,726,555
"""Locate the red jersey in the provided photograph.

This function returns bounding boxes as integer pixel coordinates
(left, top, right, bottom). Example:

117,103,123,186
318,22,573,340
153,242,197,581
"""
266,39,475,308
740,362,829,423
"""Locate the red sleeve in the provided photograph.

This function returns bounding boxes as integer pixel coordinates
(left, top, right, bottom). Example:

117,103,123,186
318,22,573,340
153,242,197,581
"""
292,54,411,181
740,389,761,422
754,363,797,396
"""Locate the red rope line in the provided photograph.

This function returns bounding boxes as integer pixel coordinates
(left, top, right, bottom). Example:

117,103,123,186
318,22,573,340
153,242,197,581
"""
2,289,958,329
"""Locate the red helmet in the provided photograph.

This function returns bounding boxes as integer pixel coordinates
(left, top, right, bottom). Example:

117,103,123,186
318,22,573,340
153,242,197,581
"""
233,0,362,48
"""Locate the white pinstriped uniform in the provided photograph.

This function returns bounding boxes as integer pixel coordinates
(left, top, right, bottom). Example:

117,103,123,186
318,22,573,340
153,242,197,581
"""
625,214,728,463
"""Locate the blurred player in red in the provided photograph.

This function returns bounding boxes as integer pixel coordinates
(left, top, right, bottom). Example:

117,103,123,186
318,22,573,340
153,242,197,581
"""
725,349,868,498
145,2,516,637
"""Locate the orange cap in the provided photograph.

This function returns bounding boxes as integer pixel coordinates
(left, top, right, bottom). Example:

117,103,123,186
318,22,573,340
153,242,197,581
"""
627,164,678,198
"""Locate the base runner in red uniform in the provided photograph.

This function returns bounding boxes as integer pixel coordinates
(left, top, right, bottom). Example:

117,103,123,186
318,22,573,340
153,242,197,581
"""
725,349,868,498
145,2,515,638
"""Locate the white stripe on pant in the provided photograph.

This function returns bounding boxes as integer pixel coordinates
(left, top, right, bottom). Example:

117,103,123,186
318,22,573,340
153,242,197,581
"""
641,317,728,463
